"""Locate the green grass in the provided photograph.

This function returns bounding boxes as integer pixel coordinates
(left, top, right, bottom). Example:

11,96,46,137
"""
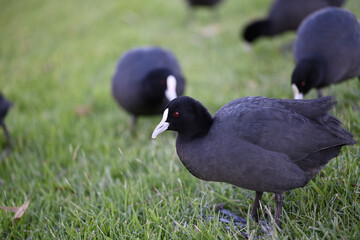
0,0,359,239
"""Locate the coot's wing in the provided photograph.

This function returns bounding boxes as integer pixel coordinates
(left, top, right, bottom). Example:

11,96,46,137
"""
214,97,354,162
236,107,341,161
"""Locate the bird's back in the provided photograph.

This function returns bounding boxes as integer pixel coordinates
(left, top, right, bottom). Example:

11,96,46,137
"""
324,0,346,7
268,0,330,32
214,96,356,178
113,47,182,86
112,47,184,114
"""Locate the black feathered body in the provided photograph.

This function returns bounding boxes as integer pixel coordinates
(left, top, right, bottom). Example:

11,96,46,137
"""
185,0,223,8
112,46,185,116
0,94,11,122
294,8,360,87
243,0,345,42
176,97,355,193
268,0,332,33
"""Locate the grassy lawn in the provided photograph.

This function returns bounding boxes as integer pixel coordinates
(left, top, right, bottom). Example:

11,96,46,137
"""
0,0,359,239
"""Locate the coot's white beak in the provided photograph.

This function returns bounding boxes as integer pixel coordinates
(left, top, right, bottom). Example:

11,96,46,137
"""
152,108,170,139
165,76,177,101
292,84,303,100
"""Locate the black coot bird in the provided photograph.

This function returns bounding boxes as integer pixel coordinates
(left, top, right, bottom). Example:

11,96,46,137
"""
112,46,186,129
185,0,223,8
184,0,224,21
152,96,356,226
292,7,360,99
0,93,12,156
242,0,345,44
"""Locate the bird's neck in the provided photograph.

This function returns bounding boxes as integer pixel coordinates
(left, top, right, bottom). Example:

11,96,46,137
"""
179,114,213,140
142,79,164,103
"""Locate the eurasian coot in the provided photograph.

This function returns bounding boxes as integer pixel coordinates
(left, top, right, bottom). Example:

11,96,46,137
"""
152,96,356,226
242,0,345,44
292,7,360,99
112,46,186,129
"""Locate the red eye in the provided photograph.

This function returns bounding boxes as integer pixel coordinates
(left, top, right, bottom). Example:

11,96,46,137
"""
161,80,166,85
173,112,179,117
301,81,306,87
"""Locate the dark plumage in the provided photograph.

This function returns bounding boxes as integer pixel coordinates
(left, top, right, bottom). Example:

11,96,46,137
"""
112,46,186,128
0,93,12,156
292,7,360,99
185,0,223,8
242,0,346,43
152,96,356,226
184,0,224,23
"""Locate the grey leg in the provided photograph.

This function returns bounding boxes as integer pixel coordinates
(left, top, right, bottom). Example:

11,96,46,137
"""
250,191,263,222
131,115,137,133
213,7,220,22
317,89,323,98
1,121,11,156
184,5,194,25
274,193,284,227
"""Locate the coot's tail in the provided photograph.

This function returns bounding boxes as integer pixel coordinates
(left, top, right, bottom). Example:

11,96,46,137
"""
297,146,342,179
284,96,356,144
290,96,356,178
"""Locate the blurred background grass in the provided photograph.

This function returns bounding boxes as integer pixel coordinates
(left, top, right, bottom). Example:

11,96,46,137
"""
0,0,359,239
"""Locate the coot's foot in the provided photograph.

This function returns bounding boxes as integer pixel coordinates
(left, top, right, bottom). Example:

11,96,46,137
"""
216,207,247,226
259,220,275,236
202,204,247,228
202,204,274,237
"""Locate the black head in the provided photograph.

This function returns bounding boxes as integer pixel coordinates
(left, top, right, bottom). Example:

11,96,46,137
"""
291,58,325,99
143,68,179,103
242,19,271,43
152,96,213,139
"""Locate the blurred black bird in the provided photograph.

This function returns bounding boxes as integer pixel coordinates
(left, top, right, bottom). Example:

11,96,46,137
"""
0,93,12,156
185,0,223,8
184,0,224,21
242,0,346,44
152,96,356,226
292,7,360,99
112,46,186,130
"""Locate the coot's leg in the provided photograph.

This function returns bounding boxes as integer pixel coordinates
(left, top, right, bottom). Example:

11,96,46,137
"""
131,115,137,133
317,89,323,98
214,6,220,22
1,121,11,156
214,191,263,225
250,191,263,222
274,193,284,227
